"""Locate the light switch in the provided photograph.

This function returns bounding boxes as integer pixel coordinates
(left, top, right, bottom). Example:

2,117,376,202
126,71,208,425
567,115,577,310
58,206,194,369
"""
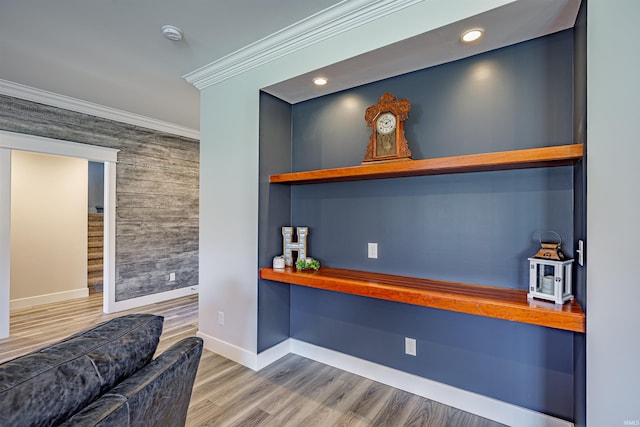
368,243,378,259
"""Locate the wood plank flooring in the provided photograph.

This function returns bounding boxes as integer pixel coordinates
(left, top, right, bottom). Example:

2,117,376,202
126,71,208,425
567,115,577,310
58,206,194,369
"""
1,294,506,427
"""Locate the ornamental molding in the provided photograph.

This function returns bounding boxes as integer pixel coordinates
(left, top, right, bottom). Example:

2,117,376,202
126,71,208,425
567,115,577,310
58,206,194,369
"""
0,79,200,140
183,0,424,90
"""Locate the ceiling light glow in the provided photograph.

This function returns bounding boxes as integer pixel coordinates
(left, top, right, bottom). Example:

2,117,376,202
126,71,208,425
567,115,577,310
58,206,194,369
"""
461,29,484,43
313,77,328,86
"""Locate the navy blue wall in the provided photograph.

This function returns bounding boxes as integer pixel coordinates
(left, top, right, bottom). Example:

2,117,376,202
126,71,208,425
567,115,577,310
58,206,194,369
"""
292,31,574,171
292,288,574,418
290,169,573,288
257,29,582,420
572,1,588,425
258,92,292,352
287,30,577,420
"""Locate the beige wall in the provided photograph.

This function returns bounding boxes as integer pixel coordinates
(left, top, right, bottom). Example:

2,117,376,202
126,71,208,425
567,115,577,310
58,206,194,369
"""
10,151,88,303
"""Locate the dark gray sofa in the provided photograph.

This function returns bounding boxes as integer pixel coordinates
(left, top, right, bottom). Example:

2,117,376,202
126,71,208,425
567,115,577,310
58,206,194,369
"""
0,314,203,426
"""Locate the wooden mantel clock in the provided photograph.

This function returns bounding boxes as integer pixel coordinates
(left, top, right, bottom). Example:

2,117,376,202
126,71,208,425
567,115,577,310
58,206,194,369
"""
362,92,412,164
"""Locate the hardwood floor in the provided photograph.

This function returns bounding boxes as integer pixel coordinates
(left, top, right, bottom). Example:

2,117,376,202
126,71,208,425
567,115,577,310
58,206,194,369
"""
1,294,506,427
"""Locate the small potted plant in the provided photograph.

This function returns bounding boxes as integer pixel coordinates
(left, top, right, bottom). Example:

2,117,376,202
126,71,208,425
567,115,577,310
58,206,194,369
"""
295,257,320,271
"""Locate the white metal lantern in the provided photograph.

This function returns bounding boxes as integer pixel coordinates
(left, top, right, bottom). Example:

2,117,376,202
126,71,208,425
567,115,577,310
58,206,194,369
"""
527,232,574,304
528,257,574,304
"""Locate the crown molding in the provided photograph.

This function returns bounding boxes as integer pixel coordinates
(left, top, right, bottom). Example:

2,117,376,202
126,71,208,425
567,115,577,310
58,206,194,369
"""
0,79,200,140
183,0,423,90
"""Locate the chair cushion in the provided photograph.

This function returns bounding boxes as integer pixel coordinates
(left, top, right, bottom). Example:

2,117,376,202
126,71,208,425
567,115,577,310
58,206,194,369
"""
60,336,203,427
0,314,163,427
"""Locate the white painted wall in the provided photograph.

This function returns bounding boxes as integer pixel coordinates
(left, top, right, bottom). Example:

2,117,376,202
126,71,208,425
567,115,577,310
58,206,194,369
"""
587,0,640,425
197,0,516,364
10,151,88,307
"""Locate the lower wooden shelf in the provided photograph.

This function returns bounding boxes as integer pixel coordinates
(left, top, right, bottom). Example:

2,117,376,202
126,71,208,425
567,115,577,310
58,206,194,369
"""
259,266,585,333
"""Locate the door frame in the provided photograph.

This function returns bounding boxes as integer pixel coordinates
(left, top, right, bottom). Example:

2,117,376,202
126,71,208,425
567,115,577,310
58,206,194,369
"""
0,130,119,338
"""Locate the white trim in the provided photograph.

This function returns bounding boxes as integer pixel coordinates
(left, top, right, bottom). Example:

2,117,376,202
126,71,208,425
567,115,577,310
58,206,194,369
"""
195,331,290,371
198,336,572,426
0,131,117,338
290,339,573,427
197,329,261,371
103,161,117,314
256,339,292,370
10,288,89,311
0,79,200,140
107,285,199,313
0,130,119,162
183,0,423,89
0,149,10,338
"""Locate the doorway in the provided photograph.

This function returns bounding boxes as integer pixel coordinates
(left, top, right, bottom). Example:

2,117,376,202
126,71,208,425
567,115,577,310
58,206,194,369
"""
0,130,119,338
88,162,104,294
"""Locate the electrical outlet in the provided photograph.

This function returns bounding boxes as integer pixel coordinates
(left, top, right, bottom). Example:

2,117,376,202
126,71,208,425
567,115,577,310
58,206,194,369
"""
368,242,378,259
169,272,176,281
217,311,225,326
405,337,417,356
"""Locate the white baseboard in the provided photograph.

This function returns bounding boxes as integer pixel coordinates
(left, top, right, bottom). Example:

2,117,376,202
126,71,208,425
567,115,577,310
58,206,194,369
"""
256,339,291,370
290,339,573,427
106,285,199,313
197,332,291,371
197,332,291,372
196,331,262,370
10,287,89,310
199,335,573,427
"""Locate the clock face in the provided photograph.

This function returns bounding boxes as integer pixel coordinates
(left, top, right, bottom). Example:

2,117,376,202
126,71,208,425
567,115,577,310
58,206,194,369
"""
376,113,396,135
375,113,397,157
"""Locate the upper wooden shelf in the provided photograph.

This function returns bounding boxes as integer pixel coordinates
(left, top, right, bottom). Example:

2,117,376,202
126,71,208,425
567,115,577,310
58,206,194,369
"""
260,266,585,333
270,144,583,184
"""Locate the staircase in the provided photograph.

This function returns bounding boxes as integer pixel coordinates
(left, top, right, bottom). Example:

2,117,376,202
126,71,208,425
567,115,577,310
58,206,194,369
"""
88,213,104,293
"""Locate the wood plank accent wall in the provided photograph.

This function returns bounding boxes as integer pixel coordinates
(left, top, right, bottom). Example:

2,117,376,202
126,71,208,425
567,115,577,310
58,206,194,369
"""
0,95,199,301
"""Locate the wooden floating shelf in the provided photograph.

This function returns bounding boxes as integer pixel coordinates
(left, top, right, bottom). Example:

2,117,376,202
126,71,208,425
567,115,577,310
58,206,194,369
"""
270,144,583,184
260,266,585,333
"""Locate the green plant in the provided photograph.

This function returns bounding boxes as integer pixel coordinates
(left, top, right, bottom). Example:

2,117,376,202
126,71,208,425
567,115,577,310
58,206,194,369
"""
295,258,320,271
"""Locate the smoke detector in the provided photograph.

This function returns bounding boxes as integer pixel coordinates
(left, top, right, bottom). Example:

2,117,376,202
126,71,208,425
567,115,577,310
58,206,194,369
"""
161,25,183,41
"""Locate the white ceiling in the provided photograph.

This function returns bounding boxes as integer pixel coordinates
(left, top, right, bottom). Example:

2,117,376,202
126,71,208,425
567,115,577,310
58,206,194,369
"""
0,0,342,132
0,0,581,135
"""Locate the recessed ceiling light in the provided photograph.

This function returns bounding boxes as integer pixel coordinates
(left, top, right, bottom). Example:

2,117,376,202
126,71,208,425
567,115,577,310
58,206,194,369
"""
461,28,484,43
313,77,328,86
161,25,184,41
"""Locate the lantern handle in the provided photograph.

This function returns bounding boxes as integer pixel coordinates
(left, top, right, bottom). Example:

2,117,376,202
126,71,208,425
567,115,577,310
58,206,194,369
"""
539,230,562,247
